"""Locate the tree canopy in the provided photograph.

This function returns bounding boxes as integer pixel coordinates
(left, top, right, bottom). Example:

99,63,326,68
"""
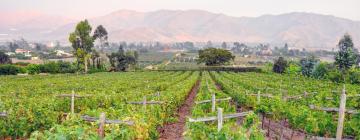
0,51,11,64
197,48,234,66
69,20,95,73
107,46,137,71
93,25,109,49
273,57,288,73
300,55,319,77
335,34,358,72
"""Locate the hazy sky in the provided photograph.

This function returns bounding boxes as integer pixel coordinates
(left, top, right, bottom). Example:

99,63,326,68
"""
1,0,360,20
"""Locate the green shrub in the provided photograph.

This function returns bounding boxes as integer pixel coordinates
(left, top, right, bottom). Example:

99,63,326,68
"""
39,62,60,74
58,61,77,73
18,67,27,74
0,64,20,75
273,57,288,73
14,62,30,67
88,68,107,74
328,70,343,83
261,62,273,73
24,61,77,75
349,69,360,84
26,64,41,75
287,63,301,75
312,63,329,79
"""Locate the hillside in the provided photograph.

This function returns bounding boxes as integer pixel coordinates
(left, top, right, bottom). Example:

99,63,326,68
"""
1,10,360,49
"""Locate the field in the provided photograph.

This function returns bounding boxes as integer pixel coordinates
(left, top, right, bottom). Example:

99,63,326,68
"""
0,71,360,139
212,71,360,139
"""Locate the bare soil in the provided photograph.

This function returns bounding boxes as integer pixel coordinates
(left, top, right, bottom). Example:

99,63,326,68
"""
261,117,306,140
158,80,200,140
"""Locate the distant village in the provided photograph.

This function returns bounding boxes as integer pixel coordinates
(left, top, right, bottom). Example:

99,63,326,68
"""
0,38,336,66
0,39,73,64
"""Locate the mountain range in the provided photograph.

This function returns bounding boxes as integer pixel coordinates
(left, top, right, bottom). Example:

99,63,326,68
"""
1,9,360,50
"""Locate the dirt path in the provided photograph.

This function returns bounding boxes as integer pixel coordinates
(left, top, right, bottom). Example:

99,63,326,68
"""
158,80,200,140
261,117,306,140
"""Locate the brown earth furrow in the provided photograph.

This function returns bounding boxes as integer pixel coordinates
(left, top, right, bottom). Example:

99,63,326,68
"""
158,80,200,140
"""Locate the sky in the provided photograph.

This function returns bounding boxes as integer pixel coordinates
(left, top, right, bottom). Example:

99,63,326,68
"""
1,0,360,21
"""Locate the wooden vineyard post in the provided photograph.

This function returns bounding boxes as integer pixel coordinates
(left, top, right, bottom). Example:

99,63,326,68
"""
336,85,346,140
261,113,265,129
267,119,270,136
98,112,106,139
56,90,91,114
0,112,7,117
257,90,261,104
188,111,253,132
71,90,75,114
212,94,216,112
217,108,223,132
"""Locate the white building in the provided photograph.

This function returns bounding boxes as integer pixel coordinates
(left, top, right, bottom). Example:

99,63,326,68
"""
15,49,32,57
55,50,72,57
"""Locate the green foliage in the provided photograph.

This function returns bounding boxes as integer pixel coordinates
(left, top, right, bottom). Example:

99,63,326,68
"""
25,61,77,75
0,64,20,75
348,68,360,84
185,72,264,139
26,64,41,75
261,62,273,73
0,71,199,139
197,48,234,66
335,34,359,72
93,25,109,49
108,46,137,71
0,51,11,64
39,62,60,74
272,57,288,73
57,61,77,73
327,70,343,83
312,63,329,79
286,62,301,75
300,55,319,77
211,71,360,137
15,53,31,60
69,20,95,72
14,62,30,67
87,67,107,74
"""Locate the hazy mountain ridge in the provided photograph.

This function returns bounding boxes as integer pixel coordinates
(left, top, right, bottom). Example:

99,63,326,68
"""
1,9,360,49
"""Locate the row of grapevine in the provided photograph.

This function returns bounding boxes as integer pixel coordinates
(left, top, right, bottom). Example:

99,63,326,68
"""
211,71,360,138
0,71,199,139
185,71,264,139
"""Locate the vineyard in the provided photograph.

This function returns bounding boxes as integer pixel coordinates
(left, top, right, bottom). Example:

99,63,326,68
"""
211,71,360,139
0,72,199,139
0,71,359,139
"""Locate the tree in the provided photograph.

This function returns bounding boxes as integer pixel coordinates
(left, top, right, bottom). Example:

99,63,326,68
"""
280,43,289,55
300,55,319,77
93,25,108,51
8,42,19,52
205,41,213,48
273,57,288,73
335,34,358,72
90,50,101,68
0,51,11,64
35,43,46,52
197,48,234,66
69,20,95,73
107,46,137,71
221,42,227,49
